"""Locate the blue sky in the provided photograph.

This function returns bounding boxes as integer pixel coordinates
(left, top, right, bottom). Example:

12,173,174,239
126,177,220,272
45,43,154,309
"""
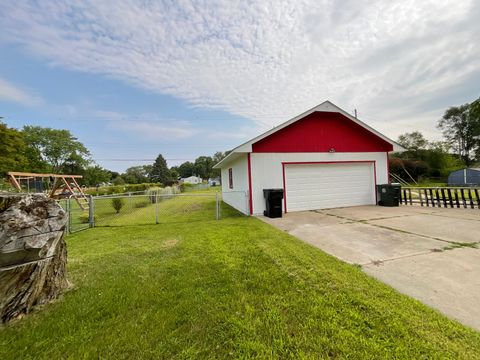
0,1,479,172
0,45,256,172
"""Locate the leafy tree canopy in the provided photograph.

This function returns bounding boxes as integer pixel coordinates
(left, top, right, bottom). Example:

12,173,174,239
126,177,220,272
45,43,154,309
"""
177,161,195,178
397,131,429,152
0,122,28,176
437,101,480,166
122,165,150,184
194,156,214,179
22,126,91,173
82,165,112,187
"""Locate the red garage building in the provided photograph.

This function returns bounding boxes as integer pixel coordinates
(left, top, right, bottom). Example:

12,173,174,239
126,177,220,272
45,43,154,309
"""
213,101,404,215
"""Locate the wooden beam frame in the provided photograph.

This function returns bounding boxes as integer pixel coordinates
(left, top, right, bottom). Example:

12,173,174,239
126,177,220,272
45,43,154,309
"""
7,172,89,210
8,171,82,178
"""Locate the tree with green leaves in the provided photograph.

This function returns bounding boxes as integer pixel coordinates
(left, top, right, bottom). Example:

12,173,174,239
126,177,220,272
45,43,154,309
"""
0,122,28,176
149,154,171,184
169,168,180,181
177,161,195,178
425,141,464,177
82,165,112,186
212,151,228,177
194,156,214,179
469,97,480,161
397,131,429,153
392,131,465,181
122,166,150,184
22,126,91,173
437,102,480,166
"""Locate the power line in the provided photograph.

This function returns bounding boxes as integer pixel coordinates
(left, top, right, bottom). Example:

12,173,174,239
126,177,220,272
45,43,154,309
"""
83,142,232,148
94,158,195,162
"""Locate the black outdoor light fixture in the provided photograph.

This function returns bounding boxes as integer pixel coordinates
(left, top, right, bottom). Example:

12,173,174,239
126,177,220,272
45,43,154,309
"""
329,148,336,153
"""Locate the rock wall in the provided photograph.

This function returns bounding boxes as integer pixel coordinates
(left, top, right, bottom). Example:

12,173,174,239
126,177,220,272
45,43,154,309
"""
0,193,69,323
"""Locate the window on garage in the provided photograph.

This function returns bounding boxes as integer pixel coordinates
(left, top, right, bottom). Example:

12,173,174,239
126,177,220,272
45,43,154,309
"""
228,168,233,189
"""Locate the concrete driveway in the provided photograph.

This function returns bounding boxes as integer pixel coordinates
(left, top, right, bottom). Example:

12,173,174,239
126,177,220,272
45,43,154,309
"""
261,206,480,331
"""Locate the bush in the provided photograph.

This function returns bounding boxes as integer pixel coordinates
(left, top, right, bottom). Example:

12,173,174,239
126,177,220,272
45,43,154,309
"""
107,185,125,195
79,213,97,224
85,183,165,196
0,179,18,192
134,201,150,208
389,158,430,182
111,198,125,214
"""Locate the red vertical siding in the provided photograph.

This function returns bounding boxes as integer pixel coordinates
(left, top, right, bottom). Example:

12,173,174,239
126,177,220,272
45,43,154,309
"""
252,111,393,153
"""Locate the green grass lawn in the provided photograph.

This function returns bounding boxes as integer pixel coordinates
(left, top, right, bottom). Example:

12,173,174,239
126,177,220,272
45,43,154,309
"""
63,189,225,231
1,199,480,359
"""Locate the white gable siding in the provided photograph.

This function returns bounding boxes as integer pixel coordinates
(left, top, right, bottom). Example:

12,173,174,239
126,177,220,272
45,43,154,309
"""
221,154,249,214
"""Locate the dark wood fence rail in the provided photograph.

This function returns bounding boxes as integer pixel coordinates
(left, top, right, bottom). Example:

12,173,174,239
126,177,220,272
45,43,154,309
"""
401,187,480,209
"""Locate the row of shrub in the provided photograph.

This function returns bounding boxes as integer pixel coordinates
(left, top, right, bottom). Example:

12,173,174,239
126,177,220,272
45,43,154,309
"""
84,182,164,196
179,183,212,192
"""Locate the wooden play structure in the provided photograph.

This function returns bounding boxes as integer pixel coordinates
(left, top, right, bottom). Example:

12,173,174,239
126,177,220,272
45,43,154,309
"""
8,172,90,210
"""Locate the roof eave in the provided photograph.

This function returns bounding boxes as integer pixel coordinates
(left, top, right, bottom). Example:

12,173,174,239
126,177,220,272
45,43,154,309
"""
214,100,405,167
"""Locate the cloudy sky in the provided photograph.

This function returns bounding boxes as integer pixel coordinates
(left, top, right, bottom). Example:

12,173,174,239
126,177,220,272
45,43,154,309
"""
0,0,479,171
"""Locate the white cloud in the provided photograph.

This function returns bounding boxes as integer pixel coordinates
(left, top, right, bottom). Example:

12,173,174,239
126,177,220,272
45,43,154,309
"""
0,0,478,139
207,127,264,141
93,110,197,140
92,110,195,140
115,119,196,140
0,77,43,106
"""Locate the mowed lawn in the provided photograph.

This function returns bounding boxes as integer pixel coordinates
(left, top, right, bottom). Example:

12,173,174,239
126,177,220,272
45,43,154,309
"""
1,197,480,359
64,189,221,230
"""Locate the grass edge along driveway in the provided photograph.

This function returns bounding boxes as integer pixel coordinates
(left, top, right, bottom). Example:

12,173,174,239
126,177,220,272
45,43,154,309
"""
1,214,480,359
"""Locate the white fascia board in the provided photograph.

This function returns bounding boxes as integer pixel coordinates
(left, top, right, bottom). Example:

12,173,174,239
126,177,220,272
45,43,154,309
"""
213,151,247,169
214,100,405,169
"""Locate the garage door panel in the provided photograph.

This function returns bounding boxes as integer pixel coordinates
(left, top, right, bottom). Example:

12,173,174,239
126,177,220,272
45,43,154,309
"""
285,163,375,211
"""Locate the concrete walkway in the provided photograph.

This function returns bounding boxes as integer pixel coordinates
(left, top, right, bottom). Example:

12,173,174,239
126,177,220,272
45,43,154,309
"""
261,206,480,331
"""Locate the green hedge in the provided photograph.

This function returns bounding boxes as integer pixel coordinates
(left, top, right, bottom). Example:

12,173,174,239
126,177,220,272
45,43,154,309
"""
84,183,164,196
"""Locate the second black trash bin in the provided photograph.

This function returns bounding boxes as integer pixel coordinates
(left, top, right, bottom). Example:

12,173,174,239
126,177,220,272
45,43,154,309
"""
263,189,284,218
376,183,401,207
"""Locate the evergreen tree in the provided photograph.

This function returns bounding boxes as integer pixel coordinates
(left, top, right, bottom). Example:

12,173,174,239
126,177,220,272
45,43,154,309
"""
149,154,171,184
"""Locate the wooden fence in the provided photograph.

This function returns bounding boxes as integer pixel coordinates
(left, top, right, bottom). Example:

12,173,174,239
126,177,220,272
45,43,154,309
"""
401,187,480,209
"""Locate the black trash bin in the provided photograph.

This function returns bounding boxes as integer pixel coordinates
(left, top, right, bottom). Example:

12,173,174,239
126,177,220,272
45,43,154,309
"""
376,183,401,207
263,189,284,218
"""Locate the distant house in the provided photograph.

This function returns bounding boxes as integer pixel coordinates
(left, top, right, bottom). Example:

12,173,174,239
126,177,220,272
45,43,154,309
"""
448,168,480,186
208,177,221,186
181,176,202,185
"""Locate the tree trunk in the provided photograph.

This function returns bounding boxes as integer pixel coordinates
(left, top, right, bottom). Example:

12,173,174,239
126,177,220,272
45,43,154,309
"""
0,194,69,323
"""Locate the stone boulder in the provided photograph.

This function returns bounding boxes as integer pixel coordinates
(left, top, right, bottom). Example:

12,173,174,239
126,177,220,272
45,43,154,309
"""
0,193,69,323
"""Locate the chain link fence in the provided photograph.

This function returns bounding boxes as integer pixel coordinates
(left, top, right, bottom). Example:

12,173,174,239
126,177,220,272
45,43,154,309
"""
60,191,246,233
58,197,91,233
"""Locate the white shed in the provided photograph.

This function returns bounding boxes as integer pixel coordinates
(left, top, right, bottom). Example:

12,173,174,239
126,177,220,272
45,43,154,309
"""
213,101,404,215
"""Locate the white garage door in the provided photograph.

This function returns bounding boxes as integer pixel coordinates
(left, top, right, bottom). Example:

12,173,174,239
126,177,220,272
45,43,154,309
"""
285,162,376,212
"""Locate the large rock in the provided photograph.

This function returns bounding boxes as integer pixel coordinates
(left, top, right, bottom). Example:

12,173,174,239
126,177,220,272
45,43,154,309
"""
0,193,69,323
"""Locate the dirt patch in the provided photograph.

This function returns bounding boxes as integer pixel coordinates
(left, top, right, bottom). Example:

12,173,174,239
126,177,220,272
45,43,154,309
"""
184,203,202,212
162,239,179,249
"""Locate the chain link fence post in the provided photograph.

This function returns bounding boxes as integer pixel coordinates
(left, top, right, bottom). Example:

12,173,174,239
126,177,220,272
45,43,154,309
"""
155,191,159,224
215,192,219,220
89,195,95,228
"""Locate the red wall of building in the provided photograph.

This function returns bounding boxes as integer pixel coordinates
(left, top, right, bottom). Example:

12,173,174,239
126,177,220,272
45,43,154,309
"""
252,111,393,153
